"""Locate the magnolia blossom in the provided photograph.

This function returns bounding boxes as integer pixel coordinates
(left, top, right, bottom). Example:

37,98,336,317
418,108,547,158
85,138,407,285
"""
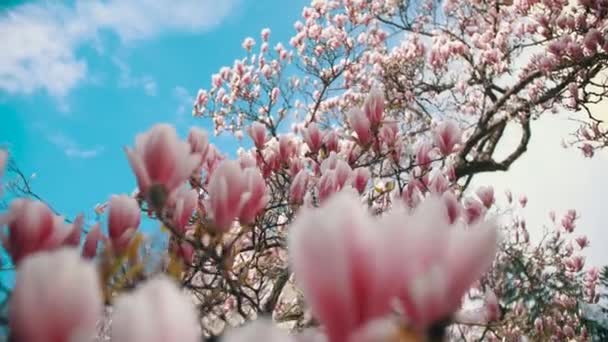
1,199,80,264
248,122,268,149
82,223,103,259
125,124,201,207
351,167,370,194
290,169,310,204
187,127,209,160
363,87,384,128
208,160,245,231
112,276,201,342
108,194,141,253
348,108,372,145
434,121,462,156
303,122,324,153
289,190,394,342
170,187,198,232
383,197,498,330
10,248,102,342
239,167,268,224
289,190,498,340
476,186,495,208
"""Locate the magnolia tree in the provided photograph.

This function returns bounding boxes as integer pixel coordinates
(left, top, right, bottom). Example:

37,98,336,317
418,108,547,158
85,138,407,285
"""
1,0,608,341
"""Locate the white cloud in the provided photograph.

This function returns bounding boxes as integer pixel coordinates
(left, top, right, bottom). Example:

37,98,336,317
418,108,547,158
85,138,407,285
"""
47,132,105,159
0,0,238,97
173,85,198,127
113,57,157,96
173,85,194,117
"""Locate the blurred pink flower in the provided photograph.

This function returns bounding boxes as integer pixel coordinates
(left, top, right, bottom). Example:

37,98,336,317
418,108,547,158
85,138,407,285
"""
108,194,141,253
82,223,103,259
349,108,372,145
289,190,394,342
208,160,244,231
476,186,495,208
187,127,209,161
112,276,201,342
125,124,201,207
10,248,102,342
383,197,498,330
171,187,198,233
248,122,268,149
351,167,370,194
1,199,75,264
238,167,268,224
290,169,310,204
363,87,384,128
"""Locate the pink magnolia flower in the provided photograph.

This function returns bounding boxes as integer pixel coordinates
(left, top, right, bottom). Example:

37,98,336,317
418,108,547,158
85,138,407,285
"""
279,135,296,162
125,124,202,207
415,142,433,168
351,167,370,194
363,87,384,128
242,37,256,51
434,121,462,156
383,197,498,330
442,191,462,225
289,191,498,340
108,194,141,253
10,248,102,342
208,160,246,231
271,87,281,103
333,159,352,189
248,122,268,149
261,28,271,42
518,195,528,208
303,122,325,153
565,255,585,272
317,170,338,202
401,180,423,209
581,143,594,157
171,187,198,232
82,223,103,259
290,169,310,204
187,127,209,160
561,210,577,233
464,198,486,225
476,186,495,208
575,235,590,249
63,214,84,247
238,167,268,224
1,199,75,264
112,276,201,342
484,290,501,322
348,108,372,145
323,130,340,152
379,121,399,147
288,190,394,342
428,171,449,194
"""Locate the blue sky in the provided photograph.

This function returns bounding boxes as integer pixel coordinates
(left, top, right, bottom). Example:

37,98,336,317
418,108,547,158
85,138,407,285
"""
0,0,308,226
1,0,607,273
